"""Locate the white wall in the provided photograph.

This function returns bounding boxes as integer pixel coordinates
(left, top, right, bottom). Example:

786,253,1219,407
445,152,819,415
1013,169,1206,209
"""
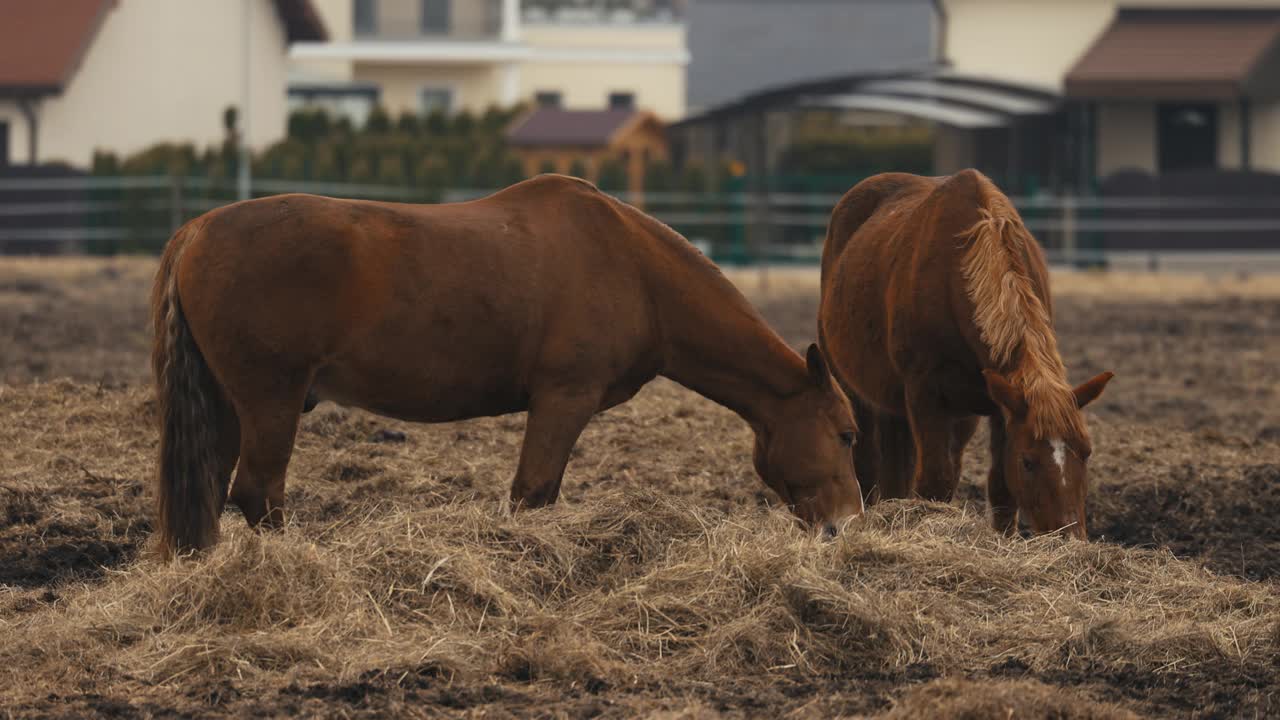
287,9,688,121
1250,101,1280,172
0,102,31,165
354,63,501,114
942,0,1116,91
521,25,687,118
1096,102,1155,176
312,0,352,41
519,61,685,119
293,0,355,81
22,0,291,167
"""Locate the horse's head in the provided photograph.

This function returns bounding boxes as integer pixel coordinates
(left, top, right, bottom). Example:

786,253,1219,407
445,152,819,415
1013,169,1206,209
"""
752,344,864,536
983,369,1114,539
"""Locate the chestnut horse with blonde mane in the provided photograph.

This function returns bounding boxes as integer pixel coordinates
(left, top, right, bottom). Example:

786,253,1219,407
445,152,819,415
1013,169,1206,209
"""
819,170,1113,539
152,174,863,557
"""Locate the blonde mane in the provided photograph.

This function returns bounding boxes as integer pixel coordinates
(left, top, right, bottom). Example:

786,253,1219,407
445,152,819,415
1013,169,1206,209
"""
959,182,1084,440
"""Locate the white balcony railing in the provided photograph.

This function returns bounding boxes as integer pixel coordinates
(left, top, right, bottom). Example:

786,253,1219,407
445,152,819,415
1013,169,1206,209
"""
522,1,686,26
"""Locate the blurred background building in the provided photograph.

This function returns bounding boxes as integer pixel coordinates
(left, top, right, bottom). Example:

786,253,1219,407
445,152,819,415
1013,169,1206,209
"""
288,0,688,123
4,0,1280,266
0,0,324,167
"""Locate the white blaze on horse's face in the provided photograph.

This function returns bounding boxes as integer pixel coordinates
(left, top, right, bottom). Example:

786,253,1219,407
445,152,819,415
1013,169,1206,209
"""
1050,438,1067,485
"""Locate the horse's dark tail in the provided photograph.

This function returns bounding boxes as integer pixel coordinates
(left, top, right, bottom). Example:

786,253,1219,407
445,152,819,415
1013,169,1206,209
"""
152,219,222,559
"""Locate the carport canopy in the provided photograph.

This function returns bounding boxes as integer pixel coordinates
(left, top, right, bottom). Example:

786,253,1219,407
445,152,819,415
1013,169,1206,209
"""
675,70,1061,131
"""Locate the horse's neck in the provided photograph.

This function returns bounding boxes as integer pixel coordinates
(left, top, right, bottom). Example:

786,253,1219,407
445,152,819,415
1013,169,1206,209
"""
656,277,803,424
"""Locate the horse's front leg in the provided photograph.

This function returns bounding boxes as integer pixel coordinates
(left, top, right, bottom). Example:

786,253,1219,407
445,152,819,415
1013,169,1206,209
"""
509,384,603,509
987,415,1018,535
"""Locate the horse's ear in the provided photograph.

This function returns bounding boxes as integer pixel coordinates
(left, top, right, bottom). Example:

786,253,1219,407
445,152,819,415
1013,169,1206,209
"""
983,370,1028,419
805,344,829,386
1074,371,1115,409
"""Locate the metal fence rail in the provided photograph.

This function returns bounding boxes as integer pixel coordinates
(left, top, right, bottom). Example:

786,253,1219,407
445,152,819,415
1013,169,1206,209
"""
3,175,1280,271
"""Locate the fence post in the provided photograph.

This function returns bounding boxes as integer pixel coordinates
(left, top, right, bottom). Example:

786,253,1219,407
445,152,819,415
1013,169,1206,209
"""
169,175,184,237
1061,193,1077,268
756,180,770,295
728,175,747,266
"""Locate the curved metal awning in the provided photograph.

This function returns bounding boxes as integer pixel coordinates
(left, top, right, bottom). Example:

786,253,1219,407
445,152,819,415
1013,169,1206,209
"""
798,93,1010,129
857,78,1057,116
673,69,1061,130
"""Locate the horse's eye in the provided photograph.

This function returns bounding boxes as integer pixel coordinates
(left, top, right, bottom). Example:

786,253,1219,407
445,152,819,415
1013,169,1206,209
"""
839,431,855,447
1021,457,1037,473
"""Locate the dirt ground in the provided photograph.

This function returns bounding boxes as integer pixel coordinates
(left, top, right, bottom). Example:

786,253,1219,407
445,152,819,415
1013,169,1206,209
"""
0,258,1278,718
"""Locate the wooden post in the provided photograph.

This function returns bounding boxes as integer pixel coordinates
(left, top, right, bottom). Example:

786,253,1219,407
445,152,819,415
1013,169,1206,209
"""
752,111,770,294
1061,193,1077,268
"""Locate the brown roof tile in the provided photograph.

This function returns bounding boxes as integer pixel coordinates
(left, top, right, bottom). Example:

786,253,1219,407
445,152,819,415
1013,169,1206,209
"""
0,0,113,94
1066,10,1280,99
506,108,641,147
273,0,328,43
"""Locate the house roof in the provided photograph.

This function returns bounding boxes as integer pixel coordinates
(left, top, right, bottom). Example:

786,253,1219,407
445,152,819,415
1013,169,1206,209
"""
507,108,657,147
1065,10,1280,100
0,0,326,97
273,0,328,43
0,0,114,95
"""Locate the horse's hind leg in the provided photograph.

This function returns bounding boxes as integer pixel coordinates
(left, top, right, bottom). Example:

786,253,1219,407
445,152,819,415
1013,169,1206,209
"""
509,385,603,509
227,382,308,529
950,416,978,485
213,392,241,516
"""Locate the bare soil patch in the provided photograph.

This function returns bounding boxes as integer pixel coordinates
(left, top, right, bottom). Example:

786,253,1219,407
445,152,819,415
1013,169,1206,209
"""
1,259,1278,718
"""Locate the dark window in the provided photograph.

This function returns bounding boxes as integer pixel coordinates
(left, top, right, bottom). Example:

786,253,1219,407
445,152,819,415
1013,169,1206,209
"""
535,91,562,108
608,92,635,110
0,121,8,166
419,87,454,115
1158,103,1218,173
354,0,377,34
422,0,451,33
484,0,502,35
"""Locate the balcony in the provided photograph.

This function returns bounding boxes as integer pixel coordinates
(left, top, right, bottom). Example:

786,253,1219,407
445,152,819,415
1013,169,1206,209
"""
292,0,687,67
352,0,508,42
348,0,686,42
522,0,686,26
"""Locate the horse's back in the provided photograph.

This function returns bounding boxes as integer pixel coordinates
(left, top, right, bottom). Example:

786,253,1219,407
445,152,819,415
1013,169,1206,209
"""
171,177,663,422
819,170,1018,415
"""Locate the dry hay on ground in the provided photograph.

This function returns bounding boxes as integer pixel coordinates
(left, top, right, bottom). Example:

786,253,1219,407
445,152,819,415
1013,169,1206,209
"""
2,258,1280,717
2,477,1276,717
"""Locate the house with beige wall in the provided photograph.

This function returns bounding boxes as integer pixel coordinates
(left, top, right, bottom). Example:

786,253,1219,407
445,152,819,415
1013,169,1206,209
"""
0,0,325,168
941,0,1280,179
288,0,688,123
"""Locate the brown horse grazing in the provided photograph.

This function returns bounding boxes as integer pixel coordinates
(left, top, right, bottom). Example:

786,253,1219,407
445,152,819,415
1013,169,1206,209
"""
152,174,863,557
818,170,1113,539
